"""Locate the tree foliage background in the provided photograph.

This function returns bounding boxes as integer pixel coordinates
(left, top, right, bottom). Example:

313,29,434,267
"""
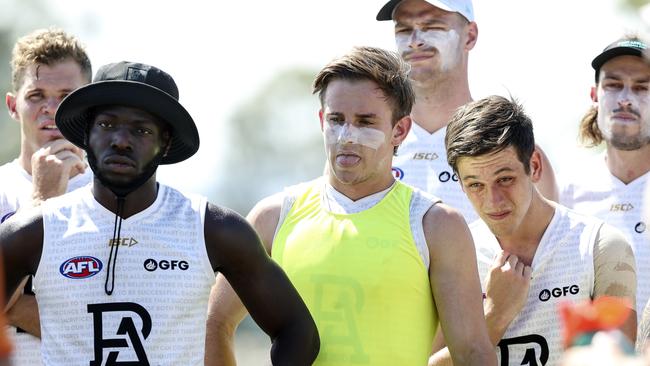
211,67,325,214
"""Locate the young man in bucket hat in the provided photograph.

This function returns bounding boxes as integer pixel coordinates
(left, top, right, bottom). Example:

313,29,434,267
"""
375,0,558,223
0,61,319,365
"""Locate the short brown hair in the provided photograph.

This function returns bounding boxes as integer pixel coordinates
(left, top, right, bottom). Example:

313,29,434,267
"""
445,95,535,174
312,46,414,125
10,28,92,91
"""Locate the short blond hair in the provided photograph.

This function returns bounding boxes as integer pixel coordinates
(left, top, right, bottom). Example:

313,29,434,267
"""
10,28,91,91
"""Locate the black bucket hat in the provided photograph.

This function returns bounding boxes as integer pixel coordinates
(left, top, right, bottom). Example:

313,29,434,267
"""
55,61,199,164
592,38,649,83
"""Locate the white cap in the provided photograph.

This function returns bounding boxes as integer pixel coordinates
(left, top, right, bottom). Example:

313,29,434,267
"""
376,0,474,22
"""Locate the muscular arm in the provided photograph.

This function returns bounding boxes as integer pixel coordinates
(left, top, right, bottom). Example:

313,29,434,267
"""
592,224,637,342
425,204,496,366
429,250,531,366
0,209,44,300
204,200,318,366
205,194,283,366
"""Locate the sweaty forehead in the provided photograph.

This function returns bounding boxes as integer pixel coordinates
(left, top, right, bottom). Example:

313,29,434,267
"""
19,61,85,92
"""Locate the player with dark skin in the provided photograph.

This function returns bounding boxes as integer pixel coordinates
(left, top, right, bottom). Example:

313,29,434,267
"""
0,62,319,366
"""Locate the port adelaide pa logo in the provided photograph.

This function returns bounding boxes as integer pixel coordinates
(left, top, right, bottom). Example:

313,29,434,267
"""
60,256,103,279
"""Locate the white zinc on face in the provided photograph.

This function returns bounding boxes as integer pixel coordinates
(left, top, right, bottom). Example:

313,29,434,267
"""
597,86,650,149
596,56,650,150
323,123,387,150
395,29,461,72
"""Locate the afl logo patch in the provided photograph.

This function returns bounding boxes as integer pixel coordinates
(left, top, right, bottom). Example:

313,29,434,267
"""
60,256,103,279
392,167,405,180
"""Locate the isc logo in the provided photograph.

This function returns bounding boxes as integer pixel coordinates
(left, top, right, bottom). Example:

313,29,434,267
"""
412,152,439,161
60,256,103,279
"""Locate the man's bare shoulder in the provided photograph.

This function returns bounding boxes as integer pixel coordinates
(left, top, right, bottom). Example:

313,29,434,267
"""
248,192,286,224
1,205,43,234
422,202,472,251
423,202,468,231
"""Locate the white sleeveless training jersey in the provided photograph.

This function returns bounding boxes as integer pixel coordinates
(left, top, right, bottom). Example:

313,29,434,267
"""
34,185,214,366
0,159,91,366
472,205,600,366
560,153,650,317
392,123,478,223
0,159,92,222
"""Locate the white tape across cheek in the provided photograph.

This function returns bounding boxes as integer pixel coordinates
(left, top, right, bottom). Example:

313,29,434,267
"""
324,124,386,150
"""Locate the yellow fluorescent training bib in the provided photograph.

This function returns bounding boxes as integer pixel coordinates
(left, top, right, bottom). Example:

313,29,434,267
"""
273,181,437,366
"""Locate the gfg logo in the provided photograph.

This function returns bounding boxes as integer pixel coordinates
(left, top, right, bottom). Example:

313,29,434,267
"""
539,285,579,302
143,258,189,272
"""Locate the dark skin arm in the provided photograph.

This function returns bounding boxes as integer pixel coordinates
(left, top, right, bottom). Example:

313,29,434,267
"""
203,203,319,366
1,209,44,301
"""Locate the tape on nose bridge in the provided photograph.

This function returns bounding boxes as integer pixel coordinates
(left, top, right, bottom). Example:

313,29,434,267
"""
338,124,355,142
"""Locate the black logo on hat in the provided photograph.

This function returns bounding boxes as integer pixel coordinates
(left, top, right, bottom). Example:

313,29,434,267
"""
126,67,147,82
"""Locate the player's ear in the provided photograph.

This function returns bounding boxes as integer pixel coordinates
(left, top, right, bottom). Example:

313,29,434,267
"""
391,115,411,146
319,109,325,132
5,92,18,121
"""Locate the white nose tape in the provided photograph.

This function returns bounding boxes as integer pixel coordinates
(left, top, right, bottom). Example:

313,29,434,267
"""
324,124,386,150
395,29,461,72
